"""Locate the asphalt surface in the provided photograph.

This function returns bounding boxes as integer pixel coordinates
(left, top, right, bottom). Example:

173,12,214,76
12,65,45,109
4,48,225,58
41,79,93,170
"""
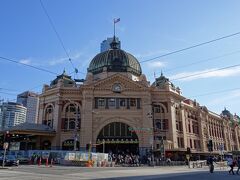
0,165,239,180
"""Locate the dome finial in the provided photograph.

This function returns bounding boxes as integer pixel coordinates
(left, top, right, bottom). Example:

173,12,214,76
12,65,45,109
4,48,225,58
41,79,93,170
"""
110,36,119,49
63,68,66,75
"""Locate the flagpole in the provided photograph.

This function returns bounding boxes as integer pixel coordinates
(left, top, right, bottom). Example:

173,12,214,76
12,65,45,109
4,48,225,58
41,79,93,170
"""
114,18,116,37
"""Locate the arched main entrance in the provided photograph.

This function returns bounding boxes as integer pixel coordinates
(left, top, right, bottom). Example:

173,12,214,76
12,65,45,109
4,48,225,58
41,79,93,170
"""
96,122,139,154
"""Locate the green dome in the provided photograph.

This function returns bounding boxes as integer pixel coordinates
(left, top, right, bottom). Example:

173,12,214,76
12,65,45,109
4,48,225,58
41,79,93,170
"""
87,40,142,76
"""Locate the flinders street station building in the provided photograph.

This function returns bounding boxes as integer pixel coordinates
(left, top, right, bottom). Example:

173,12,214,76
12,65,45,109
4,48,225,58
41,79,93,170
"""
1,37,240,160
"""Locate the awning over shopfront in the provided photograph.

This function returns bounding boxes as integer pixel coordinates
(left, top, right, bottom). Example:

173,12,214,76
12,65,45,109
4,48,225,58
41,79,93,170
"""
0,123,56,136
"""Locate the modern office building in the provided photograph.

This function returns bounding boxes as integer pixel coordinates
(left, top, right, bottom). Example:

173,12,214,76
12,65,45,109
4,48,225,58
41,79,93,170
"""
0,36,239,159
17,91,39,123
0,102,27,129
100,37,121,52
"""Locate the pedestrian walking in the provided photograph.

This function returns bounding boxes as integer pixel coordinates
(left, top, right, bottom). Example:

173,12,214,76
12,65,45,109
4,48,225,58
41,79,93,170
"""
208,156,214,173
236,157,240,174
227,156,235,175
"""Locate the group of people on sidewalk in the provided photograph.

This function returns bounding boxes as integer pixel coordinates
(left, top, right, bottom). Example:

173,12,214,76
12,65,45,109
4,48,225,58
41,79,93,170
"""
226,156,240,175
208,156,240,175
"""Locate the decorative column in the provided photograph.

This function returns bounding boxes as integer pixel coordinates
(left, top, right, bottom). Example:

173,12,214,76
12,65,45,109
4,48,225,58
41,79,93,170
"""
168,101,177,149
180,106,187,149
80,91,93,152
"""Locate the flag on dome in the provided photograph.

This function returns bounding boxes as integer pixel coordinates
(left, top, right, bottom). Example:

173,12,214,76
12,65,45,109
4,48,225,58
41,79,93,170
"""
114,18,120,23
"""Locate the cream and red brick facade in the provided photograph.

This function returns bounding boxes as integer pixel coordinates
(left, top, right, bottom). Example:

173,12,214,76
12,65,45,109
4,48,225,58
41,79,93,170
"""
37,38,240,158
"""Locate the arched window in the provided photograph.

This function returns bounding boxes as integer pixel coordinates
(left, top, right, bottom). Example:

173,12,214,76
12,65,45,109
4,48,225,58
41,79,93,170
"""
154,105,165,113
69,120,76,129
62,103,81,131
156,122,161,129
43,105,54,128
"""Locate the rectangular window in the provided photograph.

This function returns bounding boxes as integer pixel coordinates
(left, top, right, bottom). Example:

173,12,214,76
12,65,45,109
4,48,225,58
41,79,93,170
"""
194,140,197,149
190,139,192,148
176,122,179,131
127,98,130,109
98,98,105,107
179,122,183,131
163,119,168,130
180,138,184,148
177,137,180,147
120,98,126,107
105,98,109,109
116,98,120,109
130,98,136,107
108,98,116,107
137,98,141,109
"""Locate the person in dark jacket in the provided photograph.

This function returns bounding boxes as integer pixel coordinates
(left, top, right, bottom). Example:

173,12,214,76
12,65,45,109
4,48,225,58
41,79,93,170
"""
208,156,214,173
236,157,240,174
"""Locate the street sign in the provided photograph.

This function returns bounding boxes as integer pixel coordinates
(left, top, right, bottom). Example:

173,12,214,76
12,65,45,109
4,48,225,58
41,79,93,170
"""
219,144,224,155
219,144,224,151
3,142,8,149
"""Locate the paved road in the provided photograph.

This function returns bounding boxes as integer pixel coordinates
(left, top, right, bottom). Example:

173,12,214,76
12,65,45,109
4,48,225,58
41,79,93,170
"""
0,165,239,180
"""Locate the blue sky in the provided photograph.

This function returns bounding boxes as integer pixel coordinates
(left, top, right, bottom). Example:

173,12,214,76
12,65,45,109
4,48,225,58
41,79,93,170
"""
0,0,240,115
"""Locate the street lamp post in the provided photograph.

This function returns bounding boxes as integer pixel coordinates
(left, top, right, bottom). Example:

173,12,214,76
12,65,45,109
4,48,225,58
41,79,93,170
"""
73,106,80,151
102,139,105,153
147,105,155,166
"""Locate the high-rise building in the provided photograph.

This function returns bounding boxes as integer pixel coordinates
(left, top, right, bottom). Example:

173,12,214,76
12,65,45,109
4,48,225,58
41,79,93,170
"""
100,37,121,52
0,102,27,129
17,91,39,124
0,100,3,130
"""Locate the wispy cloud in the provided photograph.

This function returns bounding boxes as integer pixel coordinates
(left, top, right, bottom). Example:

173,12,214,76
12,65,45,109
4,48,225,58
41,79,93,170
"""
19,59,32,65
135,49,170,60
169,66,240,81
47,52,83,66
146,61,165,68
207,90,240,106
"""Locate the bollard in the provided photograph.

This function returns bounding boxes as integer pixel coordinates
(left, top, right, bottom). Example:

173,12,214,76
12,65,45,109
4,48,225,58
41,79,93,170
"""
38,157,42,166
46,158,49,167
50,159,53,167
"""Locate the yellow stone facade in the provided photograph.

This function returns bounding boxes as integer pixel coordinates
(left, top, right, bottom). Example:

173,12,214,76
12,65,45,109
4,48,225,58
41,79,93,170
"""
38,39,240,159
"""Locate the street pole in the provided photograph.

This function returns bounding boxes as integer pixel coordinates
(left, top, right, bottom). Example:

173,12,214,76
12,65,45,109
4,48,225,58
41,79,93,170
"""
73,105,79,151
102,139,105,153
88,141,92,161
152,143,154,166
2,143,7,168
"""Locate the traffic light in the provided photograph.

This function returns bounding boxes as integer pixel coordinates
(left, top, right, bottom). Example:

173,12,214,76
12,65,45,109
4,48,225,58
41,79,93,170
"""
4,131,11,143
86,143,90,151
208,140,213,152
186,147,191,154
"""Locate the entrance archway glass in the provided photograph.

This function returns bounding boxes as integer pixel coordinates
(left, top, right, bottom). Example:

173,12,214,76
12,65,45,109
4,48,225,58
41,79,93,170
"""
96,122,139,154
